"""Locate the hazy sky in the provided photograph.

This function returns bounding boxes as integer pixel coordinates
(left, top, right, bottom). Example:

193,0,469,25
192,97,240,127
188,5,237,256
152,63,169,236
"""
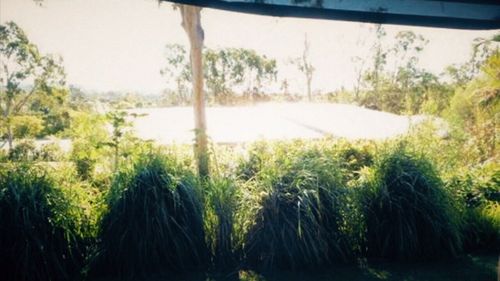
1,0,498,94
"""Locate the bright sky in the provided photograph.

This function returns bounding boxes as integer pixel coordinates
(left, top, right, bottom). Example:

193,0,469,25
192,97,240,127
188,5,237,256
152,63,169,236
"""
1,0,498,94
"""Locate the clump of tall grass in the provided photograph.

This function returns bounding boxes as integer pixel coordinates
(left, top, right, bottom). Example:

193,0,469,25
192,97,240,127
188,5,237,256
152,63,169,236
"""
358,145,462,260
88,153,208,279
204,177,239,269
237,141,356,270
0,163,93,281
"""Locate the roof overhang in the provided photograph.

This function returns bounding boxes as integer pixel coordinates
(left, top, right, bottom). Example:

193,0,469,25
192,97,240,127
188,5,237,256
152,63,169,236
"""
163,0,500,30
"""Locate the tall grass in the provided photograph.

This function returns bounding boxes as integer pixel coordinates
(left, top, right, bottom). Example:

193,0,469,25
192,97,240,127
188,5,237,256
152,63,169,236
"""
237,142,356,270
204,177,239,269
0,164,92,281
358,145,462,260
88,153,208,279
2,137,496,277
333,140,375,185
448,163,500,253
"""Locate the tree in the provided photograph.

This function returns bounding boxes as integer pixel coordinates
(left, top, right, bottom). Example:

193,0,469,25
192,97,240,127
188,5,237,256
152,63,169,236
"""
280,79,289,96
161,44,192,105
359,25,388,109
359,27,435,114
390,31,429,113
445,33,500,87
104,110,145,172
162,45,277,104
11,115,43,138
351,55,367,103
446,51,499,162
178,5,209,177
203,48,234,102
292,34,315,101
172,6,278,176
203,47,277,103
0,21,66,151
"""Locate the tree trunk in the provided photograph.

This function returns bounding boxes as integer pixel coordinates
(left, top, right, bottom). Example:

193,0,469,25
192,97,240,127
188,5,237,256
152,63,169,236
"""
307,76,312,102
180,5,209,177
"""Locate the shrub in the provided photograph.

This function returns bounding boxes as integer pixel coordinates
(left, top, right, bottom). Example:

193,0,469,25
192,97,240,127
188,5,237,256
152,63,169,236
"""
39,142,66,161
0,148,9,162
71,139,102,180
448,163,500,253
462,204,500,253
0,164,92,281
358,146,462,260
333,140,375,185
68,113,110,180
12,115,44,138
88,153,208,279
8,139,37,161
238,142,354,270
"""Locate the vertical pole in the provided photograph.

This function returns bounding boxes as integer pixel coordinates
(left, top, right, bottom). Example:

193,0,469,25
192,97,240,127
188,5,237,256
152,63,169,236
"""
180,5,209,177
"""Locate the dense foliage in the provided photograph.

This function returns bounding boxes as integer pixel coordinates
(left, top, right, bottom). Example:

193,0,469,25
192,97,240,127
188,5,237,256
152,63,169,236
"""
358,146,462,260
0,137,498,278
88,153,208,279
236,142,358,269
0,164,97,281
0,21,497,280
0,21,68,152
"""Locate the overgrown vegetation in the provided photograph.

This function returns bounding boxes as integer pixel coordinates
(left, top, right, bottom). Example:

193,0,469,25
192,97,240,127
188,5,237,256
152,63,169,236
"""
1,136,498,279
0,21,498,281
88,153,208,279
448,163,500,253
204,177,239,269
0,164,98,281
232,141,369,269
358,145,462,260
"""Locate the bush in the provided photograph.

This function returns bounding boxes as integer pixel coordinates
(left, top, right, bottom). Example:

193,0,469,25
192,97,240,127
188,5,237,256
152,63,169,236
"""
12,115,44,138
358,145,462,260
71,137,108,181
88,153,208,279
68,113,110,180
0,164,92,281
333,140,375,185
238,142,355,270
462,205,500,253
448,163,500,253
0,148,9,162
39,142,66,161
8,139,37,161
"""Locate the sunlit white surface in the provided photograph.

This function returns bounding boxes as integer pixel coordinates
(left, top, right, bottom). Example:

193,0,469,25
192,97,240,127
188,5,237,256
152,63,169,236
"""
130,102,424,144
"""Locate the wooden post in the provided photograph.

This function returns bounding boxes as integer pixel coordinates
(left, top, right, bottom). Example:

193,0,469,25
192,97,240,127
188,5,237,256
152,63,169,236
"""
179,5,209,177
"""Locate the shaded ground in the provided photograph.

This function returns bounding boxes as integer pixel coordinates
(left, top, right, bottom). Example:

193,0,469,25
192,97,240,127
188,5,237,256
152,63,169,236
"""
96,255,498,281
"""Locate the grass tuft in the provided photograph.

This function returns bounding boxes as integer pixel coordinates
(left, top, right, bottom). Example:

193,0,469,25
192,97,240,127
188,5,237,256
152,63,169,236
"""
88,152,208,279
238,142,356,270
358,145,462,260
0,164,91,281
204,177,240,270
